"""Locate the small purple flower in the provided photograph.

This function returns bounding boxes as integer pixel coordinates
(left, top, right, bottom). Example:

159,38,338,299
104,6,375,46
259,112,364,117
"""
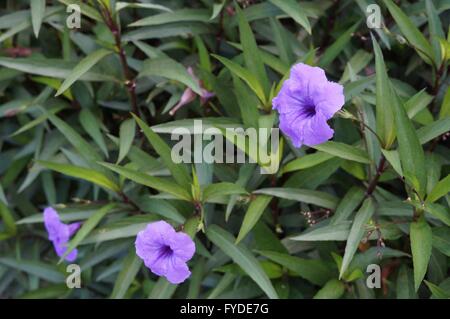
43,207,81,262
169,67,214,116
135,221,195,284
272,63,345,148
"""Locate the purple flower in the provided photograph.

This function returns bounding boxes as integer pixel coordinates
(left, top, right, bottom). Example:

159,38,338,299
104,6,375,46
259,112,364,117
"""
272,63,345,148
169,67,214,116
135,221,195,284
43,207,81,262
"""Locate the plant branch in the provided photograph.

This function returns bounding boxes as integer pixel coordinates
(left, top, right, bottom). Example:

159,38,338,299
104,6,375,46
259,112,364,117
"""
98,3,140,118
365,156,386,196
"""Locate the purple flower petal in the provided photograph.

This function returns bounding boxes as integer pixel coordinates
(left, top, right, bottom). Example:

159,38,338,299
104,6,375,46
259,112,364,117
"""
272,63,345,148
43,207,80,262
165,257,191,284
135,220,196,284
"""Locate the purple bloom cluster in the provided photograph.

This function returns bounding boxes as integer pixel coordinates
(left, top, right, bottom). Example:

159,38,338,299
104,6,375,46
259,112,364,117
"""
272,63,345,148
135,221,195,284
43,207,81,262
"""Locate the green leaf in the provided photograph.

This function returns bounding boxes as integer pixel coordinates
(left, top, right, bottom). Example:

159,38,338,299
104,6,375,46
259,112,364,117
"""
110,247,142,299
340,198,375,278
19,284,69,299
132,114,192,188
258,250,331,285
79,109,109,158
254,188,338,210
268,0,311,34
425,280,450,299
409,200,450,226
139,57,202,95
236,5,270,93
417,117,450,145
410,216,432,291
149,278,177,299
432,227,450,257
313,141,371,164
281,152,334,174
396,265,417,299
383,0,434,64
42,110,105,167
236,195,272,243
313,279,345,299
319,22,360,68
212,54,266,104
56,49,112,96
129,9,210,27
427,174,450,203
37,161,120,193
117,118,136,164
0,201,16,238
426,0,445,65
330,186,366,225
116,2,172,13
100,162,191,201
289,222,351,241
391,88,427,197
372,36,395,148
0,258,64,283
202,182,248,203
60,203,117,262
0,57,115,82
206,225,278,299
438,87,450,119
31,0,46,38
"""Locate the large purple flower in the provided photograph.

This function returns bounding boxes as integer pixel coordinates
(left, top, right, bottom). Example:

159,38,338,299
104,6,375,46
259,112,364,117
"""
135,221,195,284
43,207,81,262
272,63,345,148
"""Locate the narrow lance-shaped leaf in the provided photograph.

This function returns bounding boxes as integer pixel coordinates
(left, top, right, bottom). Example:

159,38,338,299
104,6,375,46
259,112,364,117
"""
269,0,311,34
0,201,16,239
206,225,279,299
31,0,46,38
313,141,371,164
60,203,117,262
132,114,192,189
236,5,270,93
319,22,360,68
383,0,434,64
117,118,136,164
37,161,120,193
391,88,427,198
339,197,375,278
110,247,142,299
99,162,192,201
372,36,395,148
254,188,338,210
410,216,432,291
212,54,266,104
426,174,450,203
79,109,109,158
138,57,202,95
56,48,112,96
236,195,272,243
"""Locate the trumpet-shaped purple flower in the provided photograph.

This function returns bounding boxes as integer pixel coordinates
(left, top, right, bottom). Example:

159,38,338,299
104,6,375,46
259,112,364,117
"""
272,63,345,148
135,221,195,284
43,207,81,262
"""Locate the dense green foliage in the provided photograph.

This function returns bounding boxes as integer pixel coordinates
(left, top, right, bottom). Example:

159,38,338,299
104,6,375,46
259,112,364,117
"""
0,0,449,299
